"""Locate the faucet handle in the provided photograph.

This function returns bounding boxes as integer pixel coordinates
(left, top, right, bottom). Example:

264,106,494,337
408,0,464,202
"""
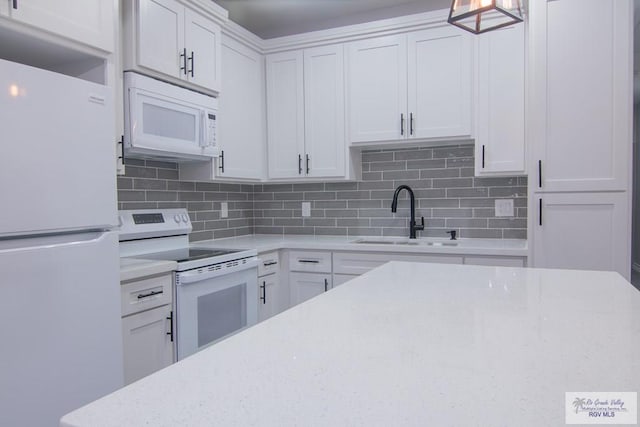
415,216,425,231
447,230,457,240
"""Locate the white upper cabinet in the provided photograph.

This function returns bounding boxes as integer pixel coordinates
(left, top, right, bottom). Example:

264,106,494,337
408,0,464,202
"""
303,45,345,178
184,8,221,91
407,28,472,139
266,50,305,179
125,0,224,95
529,0,631,191
267,45,346,179
347,35,407,143
475,23,525,176
137,0,184,80
6,0,114,52
347,27,472,145
217,35,265,180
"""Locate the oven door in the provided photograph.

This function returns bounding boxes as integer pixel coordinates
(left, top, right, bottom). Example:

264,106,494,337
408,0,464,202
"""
175,261,258,360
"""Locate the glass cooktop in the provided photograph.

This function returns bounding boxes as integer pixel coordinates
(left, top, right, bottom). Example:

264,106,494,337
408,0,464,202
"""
140,248,242,263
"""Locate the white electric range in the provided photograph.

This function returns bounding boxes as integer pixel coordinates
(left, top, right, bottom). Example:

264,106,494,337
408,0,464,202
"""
118,209,258,360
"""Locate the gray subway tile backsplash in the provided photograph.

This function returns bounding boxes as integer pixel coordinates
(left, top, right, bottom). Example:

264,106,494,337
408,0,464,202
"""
117,144,527,241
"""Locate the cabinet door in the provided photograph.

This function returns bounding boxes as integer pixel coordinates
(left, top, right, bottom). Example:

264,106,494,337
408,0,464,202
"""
218,36,265,180
9,0,114,52
475,24,525,176
266,51,305,178
137,0,184,80
0,1,8,16
529,0,631,191
347,35,407,143
304,45,345,178
184,8,221,92
407,27,472,140
289,272,331,306
122,304,174,385
258,273,279,322
532,192,629,279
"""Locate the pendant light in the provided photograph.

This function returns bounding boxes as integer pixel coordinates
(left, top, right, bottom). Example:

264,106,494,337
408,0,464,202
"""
448,0,523,34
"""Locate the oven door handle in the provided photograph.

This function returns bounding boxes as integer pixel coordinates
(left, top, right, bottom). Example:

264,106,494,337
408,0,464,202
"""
177,257,258,284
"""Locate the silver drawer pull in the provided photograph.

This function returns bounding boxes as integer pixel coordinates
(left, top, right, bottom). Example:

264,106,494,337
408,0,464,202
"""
298,259,320,264
263,261,278,267
137,290,163,299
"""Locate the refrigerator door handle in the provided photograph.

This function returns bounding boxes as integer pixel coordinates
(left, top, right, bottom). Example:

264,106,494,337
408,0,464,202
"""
0,231,110,253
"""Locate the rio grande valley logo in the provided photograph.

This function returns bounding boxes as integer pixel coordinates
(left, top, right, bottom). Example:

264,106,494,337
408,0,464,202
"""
566,392,637,425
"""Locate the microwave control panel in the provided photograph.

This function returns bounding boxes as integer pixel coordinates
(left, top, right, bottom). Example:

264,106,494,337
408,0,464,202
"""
207,113,217,147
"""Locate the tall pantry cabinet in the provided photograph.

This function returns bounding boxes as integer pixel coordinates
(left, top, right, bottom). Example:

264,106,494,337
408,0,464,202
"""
528,0,633,279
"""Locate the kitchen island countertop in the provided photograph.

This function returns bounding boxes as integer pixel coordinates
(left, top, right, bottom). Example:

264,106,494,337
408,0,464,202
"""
61,262,639,426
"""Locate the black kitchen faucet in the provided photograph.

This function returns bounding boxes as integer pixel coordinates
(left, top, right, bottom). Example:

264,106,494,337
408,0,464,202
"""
391,185,424,239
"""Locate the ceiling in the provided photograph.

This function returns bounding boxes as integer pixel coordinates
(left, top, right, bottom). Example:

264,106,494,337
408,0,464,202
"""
212,0,452,39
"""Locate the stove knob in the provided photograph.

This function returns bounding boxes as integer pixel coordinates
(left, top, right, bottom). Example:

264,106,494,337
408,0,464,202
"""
174,214,181,224
181,213,189,223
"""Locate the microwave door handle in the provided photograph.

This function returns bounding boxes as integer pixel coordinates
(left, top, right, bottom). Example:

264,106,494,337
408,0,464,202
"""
128,88,138,145
199,110,208,148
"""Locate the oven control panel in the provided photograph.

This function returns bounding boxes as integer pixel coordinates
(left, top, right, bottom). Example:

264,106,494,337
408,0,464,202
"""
118,208,192,241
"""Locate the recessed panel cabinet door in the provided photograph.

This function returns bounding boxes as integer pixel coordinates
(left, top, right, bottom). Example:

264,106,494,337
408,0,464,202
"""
185,8,221,92
407,27,472,139
122,305,174,385
533,193,629,279
304,45,345,178
266,51,305,178
258,273,279,322
218,36,264,179
9,0,114,52
347,35,407,143
529,0,631,191
289,272,331,306
475,24,525,176
137,0,184,79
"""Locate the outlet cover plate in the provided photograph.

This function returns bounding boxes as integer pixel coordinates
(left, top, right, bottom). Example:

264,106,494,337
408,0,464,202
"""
302,202,311,217
221,202,228,218
495,199,514,217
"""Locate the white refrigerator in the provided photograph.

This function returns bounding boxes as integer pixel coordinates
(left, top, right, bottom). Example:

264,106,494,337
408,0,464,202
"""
0,59,123,426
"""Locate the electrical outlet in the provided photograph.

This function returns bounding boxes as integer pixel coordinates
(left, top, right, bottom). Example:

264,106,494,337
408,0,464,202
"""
302,202,311,217
220,202,228,218
495,199,514,217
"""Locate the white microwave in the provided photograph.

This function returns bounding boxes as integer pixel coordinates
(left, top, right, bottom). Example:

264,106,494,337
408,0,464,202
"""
123,72,218,161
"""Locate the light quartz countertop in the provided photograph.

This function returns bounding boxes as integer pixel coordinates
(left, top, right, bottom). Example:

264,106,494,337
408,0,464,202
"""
61,262,639,427
191,234,528,257
119,257,177,282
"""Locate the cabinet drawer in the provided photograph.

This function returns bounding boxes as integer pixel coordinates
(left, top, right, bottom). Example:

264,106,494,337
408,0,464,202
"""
333,251,463,275
289,250,332,273
121,273,173,317
258,251,280,277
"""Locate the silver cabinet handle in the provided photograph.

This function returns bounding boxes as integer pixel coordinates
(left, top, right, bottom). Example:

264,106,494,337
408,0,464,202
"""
306,154,310,174
188,51,194,77
400,113,405,136
324,278,328,292
263,261,278,267
298,259,319,264
260,281,266,304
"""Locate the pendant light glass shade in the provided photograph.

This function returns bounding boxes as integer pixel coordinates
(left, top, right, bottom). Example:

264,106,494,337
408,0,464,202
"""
448,0,523,34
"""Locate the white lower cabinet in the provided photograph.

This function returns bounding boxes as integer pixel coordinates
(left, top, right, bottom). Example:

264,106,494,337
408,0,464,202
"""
332,274,359,287
121,273,174,385
532,192,629,278
122,304,174,385
464,256,525,267
258,272,280,321
290,272,332,306
333,251,464,276
289,250,333,306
